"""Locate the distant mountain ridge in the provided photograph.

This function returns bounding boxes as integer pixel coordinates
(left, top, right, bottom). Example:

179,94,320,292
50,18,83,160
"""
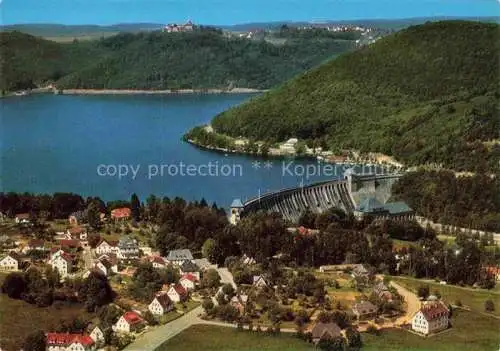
209,20,499,173
1,16,498,38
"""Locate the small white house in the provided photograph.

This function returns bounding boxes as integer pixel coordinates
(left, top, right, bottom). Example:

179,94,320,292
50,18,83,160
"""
411,302,449,335
89,325,105,344
0,252,20,271
95,239,119,256
167,284,188,303
148,293,174,315
252,275,268,288
50,252,73,278
114,311,144,334
179,274,197,291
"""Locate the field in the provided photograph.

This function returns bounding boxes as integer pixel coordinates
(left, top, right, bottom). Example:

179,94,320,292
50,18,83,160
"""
0,274,95,351
392,276,500,316
363,309,500,351
156,325,314,351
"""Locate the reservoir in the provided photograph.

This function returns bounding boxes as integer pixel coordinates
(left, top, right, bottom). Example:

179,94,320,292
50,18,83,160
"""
1,93,348,208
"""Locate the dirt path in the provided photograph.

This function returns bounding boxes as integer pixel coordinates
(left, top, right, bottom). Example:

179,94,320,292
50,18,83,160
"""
390,281,420,325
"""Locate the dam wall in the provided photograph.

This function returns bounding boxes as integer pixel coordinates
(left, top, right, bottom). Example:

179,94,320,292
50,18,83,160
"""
241,172,402,223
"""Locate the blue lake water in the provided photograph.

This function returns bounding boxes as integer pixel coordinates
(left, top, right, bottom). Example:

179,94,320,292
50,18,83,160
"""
1,93,351,208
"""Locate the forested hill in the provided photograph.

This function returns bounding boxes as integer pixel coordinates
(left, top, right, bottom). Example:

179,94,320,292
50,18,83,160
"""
211,21,499,173
0,27,357,92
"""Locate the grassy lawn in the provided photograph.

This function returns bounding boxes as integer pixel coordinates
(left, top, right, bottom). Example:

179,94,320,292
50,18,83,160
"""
392,276,500,316
0,273,95,351
362,309,500,351
156,325,314,351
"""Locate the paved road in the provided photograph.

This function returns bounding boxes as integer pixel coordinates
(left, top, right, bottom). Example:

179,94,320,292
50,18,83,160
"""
389,281,420,325
125,306,204,351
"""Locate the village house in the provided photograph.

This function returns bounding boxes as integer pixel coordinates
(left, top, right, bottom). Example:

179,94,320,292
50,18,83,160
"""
50,252,74,278
179,273,198,291
166,249,193,265
167,283,188,303
179,260,200,279
411,302,449,335
352,301,378,320
67,226,88,241
59,239,81,252
0,234,16,249
230,294,248,315
114,311,145,334
0,252,20,271
149,255,167,269
50,248,65,261
23,239,47,253
193,258,213,271
46,332,95,351
148,292,174,315
15,213,31,224
117,236,140,259
68,210,87,226
95,239,119,256
485,265,500,281
310,322,342,344
95,256,117,276
111,207,131,221
89,325,105,345
373,281,393,301
252,275,268,288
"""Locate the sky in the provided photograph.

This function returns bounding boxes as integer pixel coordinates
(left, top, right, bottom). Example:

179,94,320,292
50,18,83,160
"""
0,0,498,25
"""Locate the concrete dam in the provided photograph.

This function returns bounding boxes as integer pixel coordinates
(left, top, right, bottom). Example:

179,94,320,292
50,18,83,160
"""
238,172,402,223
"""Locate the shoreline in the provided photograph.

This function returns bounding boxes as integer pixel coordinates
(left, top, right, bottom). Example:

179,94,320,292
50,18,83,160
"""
58,87,266,95
1,87,266,98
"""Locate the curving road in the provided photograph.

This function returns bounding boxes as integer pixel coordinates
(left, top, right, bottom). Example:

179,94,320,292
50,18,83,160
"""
389,281,420,325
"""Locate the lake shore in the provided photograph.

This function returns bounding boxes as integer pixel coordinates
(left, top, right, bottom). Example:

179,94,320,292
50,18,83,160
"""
58,87,266,95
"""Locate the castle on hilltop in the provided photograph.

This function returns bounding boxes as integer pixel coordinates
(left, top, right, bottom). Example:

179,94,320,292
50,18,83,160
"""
163,20,194,33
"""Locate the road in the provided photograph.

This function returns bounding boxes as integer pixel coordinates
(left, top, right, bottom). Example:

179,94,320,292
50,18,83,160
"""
389,280,420,325
124,306,204,351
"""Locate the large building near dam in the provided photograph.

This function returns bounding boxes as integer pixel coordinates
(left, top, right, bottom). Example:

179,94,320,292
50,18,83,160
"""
230,170,414,224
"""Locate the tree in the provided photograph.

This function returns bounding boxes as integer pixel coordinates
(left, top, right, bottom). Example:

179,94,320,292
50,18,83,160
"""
346,327,363,349
417,285,430,300
79,272,115,311
317,336,346,351
143,310,158,325
130,193,141,221
202,238,216,259
485,299,495,312
1,272,27,299
202,298,215,314
201,268,221,289
22,330,46,351
87,199,102,230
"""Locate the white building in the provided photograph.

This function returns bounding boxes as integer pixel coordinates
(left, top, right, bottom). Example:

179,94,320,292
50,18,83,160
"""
411,302,449,335
179,273,197,291
50,252,73,277
148,293,174,315
95,239,119,256
89,326,105,344
114,311,144,334
167,284,188,303
0,252,20,271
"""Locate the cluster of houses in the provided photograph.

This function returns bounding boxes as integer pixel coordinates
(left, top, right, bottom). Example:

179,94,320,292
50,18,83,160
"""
46,326,104,351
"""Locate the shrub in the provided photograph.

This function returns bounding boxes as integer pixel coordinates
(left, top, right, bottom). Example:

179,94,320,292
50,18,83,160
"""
485,299,495,312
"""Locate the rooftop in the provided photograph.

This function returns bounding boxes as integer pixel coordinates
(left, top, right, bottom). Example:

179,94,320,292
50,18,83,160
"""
167,249,193,261
231,198,244,208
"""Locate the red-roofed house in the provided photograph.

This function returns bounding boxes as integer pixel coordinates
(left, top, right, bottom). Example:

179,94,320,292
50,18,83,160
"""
111,207,131,221
114,311,145,334
179,273,198,291
411,302,449,335
59,239,81,251
167,283,188,302
149,255,166,269
485,266,500,281
46,332,95,351
15,213,30,224
23,239,46,253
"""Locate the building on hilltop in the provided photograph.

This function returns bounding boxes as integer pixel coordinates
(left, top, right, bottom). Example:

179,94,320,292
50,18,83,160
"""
163,20,194,33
